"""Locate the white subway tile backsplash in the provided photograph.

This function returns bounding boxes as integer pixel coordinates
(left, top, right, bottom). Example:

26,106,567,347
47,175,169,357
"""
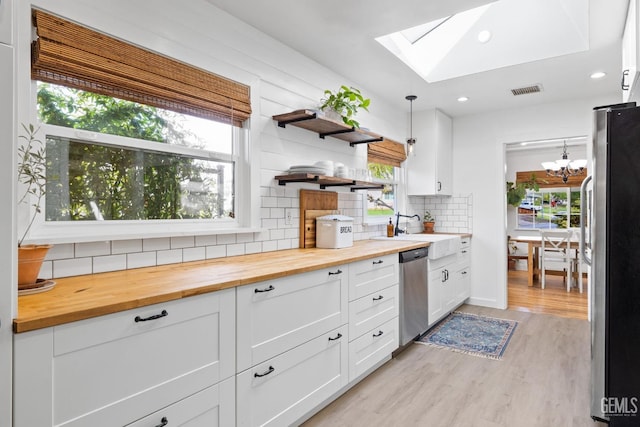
245,242,262,254
270,207,284,218
171,236,195,249
284,228,298,239
217,234,237,245
195,235,217,247
277,239,293,250
127,252,156,269
262,240,278,252
143,237,171,252
39,261,53,280
54,257,92,278
75,241,111,257
270,186,285,197
183,246,206,262
46,243,75,260
237,233,254,243
262,196,278,208
157,249,183,265
227,243,245,257
277,197,292,208
113,239,143,254
206,245,226,259
93,254,127,273
270,229,285,240
262,218,278,229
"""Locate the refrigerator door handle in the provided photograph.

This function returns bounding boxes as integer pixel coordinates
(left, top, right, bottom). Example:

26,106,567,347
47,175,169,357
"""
580,174,593,266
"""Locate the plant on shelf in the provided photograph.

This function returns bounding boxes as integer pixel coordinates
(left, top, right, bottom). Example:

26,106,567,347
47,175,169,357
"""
17,124,52,290
506,174,542,207
423,210,435,234
319,85,370,128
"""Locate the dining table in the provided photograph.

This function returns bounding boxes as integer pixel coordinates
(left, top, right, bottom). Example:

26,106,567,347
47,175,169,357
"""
511,235,581,287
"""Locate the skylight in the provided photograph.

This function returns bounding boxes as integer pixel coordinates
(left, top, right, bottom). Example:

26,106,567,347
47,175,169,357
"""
376,0,589,83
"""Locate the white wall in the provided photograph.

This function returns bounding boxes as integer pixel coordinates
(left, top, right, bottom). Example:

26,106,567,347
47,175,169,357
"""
452,95,616,309
13,0,406,278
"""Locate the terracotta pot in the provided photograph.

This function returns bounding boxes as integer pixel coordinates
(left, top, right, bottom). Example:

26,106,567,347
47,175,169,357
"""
423,221,435,234
18,244,52,290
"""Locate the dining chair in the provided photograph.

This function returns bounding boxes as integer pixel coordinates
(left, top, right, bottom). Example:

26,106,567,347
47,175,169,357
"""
507,235,527,270
539,230,573,291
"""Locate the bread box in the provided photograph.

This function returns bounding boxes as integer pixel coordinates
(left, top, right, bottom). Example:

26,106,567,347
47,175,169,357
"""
316,215,354,249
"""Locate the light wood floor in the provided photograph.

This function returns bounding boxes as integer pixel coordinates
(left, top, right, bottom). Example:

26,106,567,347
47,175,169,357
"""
507,269,588,320
304,305,603,427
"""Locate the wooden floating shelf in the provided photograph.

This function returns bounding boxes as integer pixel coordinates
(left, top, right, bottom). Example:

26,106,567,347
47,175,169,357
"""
275,173,384,192
273,109,394,146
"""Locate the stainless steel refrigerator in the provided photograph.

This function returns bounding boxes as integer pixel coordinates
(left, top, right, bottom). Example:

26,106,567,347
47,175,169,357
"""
587,102,640,426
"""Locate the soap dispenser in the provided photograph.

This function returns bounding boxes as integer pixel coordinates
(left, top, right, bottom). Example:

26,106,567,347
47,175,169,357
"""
387,217,394,237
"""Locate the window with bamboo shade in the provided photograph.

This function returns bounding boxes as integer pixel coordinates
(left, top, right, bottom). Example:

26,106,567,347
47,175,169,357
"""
31,9,251,127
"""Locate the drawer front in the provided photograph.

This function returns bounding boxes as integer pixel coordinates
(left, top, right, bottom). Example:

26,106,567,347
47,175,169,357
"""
237,266,348,372
349,317,398,382
126,377,235,427
237,325,349,427
349,284,399,340
348,254,398,301
460,237,471,248
15,290,235,427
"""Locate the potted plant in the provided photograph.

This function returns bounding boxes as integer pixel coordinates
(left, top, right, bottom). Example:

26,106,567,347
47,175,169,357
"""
506,174,542,207
423,210,435,234
319,85,370,128
17,124,52,291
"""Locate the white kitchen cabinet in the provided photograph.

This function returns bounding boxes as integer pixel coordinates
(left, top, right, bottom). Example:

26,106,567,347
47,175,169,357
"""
126,378,235,427
348,283,399,339
13,290,235,427
236,325,349,427
348,253,398,301
456,237,472,302
407,108,453,196
349,317,398,381
428,254,458,326
236,265,348,372
623,0,640,102
0,0,12,45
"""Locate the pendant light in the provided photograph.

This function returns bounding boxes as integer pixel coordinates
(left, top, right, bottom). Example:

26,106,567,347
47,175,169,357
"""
406,95,417,155
541,140,587,183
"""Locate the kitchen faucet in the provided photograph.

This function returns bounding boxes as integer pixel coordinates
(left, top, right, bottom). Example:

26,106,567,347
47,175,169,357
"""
395,212,421,236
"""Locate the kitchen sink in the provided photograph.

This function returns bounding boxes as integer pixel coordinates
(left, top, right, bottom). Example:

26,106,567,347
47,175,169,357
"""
374,234,461,259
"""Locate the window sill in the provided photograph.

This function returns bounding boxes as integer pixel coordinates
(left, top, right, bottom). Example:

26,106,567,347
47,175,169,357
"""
23,222,264,245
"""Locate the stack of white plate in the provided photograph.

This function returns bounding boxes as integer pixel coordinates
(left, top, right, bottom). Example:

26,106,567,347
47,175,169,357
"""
314,160,334,176
334,165,349,178
287,165,328,175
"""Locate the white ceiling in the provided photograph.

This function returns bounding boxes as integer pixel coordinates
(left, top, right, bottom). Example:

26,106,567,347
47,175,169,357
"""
205,0,628,117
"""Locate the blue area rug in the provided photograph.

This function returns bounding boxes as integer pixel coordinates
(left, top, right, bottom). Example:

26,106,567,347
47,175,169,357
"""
417,311,518,360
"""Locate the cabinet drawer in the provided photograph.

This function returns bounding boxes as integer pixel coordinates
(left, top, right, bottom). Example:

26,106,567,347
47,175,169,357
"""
349,284,399,340
237,325,349,427
348,254,398,301
237,266,348,372
14,290,235,427
126,377,235,427
349,317,398,382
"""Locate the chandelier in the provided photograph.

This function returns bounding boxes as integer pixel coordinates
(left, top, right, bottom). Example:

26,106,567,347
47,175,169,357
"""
541,140,587,183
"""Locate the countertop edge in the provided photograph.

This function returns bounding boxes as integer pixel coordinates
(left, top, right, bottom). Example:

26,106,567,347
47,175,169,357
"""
14,240,429,333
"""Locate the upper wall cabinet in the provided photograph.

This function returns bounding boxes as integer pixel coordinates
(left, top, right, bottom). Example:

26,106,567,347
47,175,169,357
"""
623,0,640,102
407,109,453,196
0,0,12,45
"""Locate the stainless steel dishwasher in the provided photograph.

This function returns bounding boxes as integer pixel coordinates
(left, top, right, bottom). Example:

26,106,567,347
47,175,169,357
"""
399,247,429,346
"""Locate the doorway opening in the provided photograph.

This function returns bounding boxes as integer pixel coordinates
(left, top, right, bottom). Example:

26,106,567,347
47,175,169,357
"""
504,137,589,320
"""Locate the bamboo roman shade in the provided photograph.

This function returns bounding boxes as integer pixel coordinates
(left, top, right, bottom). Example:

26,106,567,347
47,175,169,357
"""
516,170,588,188
31,9,251,127
367,139,407,167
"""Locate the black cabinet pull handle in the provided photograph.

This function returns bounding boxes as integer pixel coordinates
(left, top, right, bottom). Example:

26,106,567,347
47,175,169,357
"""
135,310,168,323
254,366,275,378
373,295,384,301
462,271,468,275
438,181,442,191
442,270,446,282
328,333,343,341
622,69,630,90
255,285,275,293
372,260,384,265
462,250,468,254
328,269,342,275
373,330,384,337
155,417,168,427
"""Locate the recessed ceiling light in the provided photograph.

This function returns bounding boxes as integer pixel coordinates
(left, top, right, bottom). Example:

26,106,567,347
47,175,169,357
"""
590,71,606,79
457,96,469,102
478,30,492,43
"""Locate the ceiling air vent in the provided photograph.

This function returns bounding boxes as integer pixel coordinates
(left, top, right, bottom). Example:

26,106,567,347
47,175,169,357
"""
511,84,543,96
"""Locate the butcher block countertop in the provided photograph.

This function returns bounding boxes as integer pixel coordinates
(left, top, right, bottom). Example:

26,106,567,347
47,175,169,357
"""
14,239,429,333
